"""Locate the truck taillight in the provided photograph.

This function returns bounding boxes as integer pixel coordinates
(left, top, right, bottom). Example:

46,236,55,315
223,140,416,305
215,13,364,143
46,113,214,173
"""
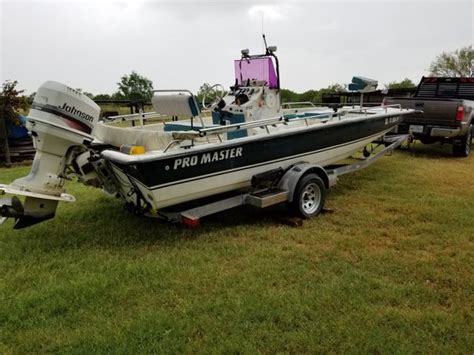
456,105,464,121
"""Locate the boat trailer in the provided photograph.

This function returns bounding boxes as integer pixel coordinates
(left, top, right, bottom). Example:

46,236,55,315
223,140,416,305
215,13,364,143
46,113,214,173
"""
155,134,408,227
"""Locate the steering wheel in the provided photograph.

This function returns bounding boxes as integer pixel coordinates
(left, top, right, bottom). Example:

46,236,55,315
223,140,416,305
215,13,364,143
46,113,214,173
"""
202,84,226,109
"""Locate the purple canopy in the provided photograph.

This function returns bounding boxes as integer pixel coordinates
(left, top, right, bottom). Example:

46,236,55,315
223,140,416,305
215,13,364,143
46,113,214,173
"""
234,57,278,88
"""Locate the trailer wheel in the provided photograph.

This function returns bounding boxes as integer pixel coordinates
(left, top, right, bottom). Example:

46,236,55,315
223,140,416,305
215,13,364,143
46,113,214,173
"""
453,124,472,157
291,174,326,219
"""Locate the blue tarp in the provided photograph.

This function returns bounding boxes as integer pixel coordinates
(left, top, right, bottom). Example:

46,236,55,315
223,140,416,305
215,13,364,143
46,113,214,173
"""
7,115,29,140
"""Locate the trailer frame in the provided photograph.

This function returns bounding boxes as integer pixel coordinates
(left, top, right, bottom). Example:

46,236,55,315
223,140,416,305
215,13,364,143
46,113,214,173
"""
152,134,408,226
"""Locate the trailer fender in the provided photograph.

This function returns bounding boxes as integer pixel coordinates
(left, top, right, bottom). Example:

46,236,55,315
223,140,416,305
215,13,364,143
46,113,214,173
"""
277,163,333,203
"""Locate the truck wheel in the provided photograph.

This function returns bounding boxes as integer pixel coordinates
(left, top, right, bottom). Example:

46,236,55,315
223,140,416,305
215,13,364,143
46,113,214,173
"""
453,124,472,157
291,174,326,219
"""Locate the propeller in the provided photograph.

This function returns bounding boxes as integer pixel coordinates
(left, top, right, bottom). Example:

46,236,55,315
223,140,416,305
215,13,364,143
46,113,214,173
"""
0,196,24,220
0,196,54,229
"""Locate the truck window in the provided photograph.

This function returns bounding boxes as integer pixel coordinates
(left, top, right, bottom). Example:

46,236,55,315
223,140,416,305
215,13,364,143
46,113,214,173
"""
415,77,474,100
438,83,457,97
417,82,437,97
458,83,474,97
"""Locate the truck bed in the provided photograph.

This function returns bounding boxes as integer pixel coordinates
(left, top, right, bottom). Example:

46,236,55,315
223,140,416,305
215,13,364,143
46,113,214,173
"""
384,97,466,126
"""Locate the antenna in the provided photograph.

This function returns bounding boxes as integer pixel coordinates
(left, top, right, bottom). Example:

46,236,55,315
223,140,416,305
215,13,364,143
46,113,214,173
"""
263,33,268,53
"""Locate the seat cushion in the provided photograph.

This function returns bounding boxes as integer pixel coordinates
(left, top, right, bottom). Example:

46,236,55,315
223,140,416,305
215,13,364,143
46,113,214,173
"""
94,123,175,151
152,94,200,117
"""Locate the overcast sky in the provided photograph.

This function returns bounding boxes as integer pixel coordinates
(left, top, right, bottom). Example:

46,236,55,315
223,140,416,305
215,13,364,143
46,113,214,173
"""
1,0,473,95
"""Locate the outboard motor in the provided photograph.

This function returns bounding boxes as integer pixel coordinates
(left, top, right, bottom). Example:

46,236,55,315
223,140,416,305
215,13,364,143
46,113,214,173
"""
0,81,100,229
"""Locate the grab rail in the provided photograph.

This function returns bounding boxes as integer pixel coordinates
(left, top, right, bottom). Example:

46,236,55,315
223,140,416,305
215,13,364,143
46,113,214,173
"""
381,103,402,112
106,111,162,122
198,116,286,136
282,101,316,109
173,105,408,140
177,110,340,138
285,111,335,122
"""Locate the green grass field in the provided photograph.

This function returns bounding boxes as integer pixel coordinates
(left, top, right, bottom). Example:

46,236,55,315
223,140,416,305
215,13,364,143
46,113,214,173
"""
1,143,473,353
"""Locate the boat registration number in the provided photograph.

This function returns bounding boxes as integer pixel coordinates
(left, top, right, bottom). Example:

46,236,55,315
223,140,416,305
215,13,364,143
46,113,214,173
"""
409,125,424,134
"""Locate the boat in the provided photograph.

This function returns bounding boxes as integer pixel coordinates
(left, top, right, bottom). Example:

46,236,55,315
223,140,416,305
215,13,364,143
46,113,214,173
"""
0,43,417,228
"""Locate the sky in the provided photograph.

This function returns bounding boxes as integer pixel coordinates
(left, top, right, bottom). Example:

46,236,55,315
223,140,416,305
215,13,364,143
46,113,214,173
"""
0,0,473,95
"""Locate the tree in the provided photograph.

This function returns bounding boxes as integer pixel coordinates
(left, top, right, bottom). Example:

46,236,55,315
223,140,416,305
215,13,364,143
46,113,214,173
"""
429,46,473,77
115,71,153,101
325,83,347,92
28,92,36,105
315,83,346,104
385,78,416,89
93,93,112,101
196,83,212,102
280,84,345,104
111,92,126,101
196,83,230,108
0,80,25,125
0,80,26,166
75,88,94,99
299,89,320,103
280,89,300,103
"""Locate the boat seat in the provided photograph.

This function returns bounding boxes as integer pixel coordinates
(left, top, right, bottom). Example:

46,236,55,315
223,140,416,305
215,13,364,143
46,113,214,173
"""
94,122,175,151
348,76,378,93
152,93,200,117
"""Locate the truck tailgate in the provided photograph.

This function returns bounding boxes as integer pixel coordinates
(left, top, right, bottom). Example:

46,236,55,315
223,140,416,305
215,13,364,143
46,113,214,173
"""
385,97,461,126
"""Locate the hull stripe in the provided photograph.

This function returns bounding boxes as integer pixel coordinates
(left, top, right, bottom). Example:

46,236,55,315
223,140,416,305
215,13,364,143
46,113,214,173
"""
113,129,389,191
111,115,399,190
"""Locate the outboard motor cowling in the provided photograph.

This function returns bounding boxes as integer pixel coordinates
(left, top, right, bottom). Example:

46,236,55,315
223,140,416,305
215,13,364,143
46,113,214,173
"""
29,81,100,136
0,81,100,229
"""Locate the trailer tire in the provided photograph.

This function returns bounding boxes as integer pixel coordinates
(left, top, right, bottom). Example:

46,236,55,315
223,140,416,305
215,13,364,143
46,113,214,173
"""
290,174,326,219
453,124,472,157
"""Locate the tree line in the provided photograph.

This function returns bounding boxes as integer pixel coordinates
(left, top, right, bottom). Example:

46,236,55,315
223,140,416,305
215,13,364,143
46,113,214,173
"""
278,79,416,104
2,46,472,115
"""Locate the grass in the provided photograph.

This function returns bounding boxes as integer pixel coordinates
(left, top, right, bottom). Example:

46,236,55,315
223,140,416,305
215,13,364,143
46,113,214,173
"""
0,143,473,353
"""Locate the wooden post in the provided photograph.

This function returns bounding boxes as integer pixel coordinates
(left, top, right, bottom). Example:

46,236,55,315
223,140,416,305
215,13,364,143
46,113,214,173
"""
0,116,11,167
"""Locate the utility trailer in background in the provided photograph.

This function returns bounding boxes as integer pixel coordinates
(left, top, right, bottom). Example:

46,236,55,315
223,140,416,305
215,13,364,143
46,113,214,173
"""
155,134,408,227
